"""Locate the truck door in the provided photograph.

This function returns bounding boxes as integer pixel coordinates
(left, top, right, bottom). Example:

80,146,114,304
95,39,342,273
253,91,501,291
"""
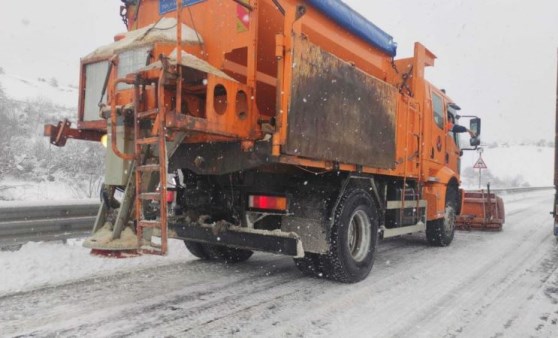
430,91,447,165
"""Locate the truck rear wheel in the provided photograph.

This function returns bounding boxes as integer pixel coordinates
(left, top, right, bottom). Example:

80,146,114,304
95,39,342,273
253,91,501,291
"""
426,185,457,246
184,241,211,259
313,189,378,283
184,241,253,263
293,252,324,278
204,245,254,263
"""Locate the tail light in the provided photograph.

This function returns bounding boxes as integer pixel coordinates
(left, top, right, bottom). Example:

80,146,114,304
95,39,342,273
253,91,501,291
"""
248,195,288,212
166,191,175,203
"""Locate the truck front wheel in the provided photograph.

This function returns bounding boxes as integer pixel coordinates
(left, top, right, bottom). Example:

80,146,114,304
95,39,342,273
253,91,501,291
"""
307,189,379,283
426,185,457,246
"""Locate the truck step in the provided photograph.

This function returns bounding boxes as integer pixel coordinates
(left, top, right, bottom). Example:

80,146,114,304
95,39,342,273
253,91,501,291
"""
140,247,165,256
138,193,162,201
137,109,159,119
137,220,161,229
136,137,159,145
136,164,161,172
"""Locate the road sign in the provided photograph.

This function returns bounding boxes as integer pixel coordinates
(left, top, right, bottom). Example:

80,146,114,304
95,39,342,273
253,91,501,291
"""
473,156,488,169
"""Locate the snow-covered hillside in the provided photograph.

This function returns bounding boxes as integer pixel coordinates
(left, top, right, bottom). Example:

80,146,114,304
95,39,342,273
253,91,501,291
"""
0,71,77,109
461,143,554,189
0,73,104,202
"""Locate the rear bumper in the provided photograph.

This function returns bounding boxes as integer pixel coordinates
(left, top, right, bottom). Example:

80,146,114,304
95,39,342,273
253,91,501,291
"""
171,223,304,258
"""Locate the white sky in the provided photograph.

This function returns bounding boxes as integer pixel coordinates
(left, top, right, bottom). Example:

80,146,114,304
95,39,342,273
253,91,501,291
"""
1,0,557,142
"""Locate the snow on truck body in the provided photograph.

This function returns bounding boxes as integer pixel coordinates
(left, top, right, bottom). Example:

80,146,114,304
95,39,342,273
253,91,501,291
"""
44,0,483,283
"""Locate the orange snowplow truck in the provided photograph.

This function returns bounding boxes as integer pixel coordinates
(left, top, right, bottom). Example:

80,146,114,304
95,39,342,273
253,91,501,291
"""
45,0,482,283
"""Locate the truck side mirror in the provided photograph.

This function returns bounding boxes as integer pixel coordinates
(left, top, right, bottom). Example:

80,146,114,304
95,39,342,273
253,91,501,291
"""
470,118,481,137
470,137,481,147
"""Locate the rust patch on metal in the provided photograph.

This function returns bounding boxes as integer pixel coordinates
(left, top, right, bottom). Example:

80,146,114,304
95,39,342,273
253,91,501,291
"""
284,36,397,169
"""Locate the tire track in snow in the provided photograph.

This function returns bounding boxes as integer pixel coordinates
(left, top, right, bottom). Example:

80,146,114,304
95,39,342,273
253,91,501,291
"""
184,193,556,337
385,193,556,337
163,196,546,337
0,258,293,336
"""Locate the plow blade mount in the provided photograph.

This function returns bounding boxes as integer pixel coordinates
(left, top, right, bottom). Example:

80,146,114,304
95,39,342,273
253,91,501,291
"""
456,191,505,231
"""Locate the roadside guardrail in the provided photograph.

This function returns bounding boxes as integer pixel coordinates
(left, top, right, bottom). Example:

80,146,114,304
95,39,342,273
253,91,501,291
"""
0,203,99,249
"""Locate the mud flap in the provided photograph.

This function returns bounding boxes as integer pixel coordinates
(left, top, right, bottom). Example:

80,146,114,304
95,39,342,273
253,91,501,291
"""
173,223,304,258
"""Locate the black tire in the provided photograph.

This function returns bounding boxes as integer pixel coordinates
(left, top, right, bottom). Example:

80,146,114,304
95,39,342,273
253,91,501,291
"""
426,185,458,246
184,240,253,263
316,189,379,283
204,244,254,263
184,241,211,259
293,252,324,277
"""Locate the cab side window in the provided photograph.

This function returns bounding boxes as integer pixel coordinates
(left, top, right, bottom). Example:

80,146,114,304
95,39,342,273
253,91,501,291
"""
447,106,460,147
431,92,444,130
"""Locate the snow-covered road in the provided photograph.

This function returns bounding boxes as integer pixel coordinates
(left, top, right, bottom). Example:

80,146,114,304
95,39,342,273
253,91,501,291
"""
1,191,557,337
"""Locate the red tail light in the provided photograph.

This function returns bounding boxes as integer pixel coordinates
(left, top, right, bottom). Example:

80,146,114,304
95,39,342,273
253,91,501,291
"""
249,195,288,211
166,191,175,203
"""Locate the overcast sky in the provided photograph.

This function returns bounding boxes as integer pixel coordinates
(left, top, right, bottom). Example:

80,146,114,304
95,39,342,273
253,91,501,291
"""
1,0,557,143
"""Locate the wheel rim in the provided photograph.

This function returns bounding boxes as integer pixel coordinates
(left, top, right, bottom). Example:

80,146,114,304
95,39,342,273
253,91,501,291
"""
443,206,456,234
347,209,372,263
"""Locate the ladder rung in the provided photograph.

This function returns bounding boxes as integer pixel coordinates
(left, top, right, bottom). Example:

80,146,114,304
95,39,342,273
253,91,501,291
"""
137,137,159,145
137,220,161,229
137,109,159,119
138,193,162,201
137,164,160,172
140,248,165,256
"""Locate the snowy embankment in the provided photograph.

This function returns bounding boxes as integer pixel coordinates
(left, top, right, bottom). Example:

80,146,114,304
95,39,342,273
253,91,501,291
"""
0,239,192,297
0,71,104,202
0,179,98,204
461,144,554,188
0,72,77,108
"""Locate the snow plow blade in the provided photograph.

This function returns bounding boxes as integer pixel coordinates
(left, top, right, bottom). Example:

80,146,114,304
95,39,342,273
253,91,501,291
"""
456,191,505,231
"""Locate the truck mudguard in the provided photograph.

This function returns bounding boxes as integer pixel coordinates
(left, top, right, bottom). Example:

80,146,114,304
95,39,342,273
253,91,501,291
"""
432,166,459,186
306,0,397,57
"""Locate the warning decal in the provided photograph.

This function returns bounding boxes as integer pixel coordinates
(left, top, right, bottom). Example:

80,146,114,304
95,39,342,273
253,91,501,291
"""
236,0,250,32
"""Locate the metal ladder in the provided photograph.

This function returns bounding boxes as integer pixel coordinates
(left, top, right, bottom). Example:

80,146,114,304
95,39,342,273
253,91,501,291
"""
133,80,169,255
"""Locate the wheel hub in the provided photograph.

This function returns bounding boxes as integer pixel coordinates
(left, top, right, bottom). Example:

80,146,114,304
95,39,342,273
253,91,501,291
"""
443,206,456,234
348,210,371,262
